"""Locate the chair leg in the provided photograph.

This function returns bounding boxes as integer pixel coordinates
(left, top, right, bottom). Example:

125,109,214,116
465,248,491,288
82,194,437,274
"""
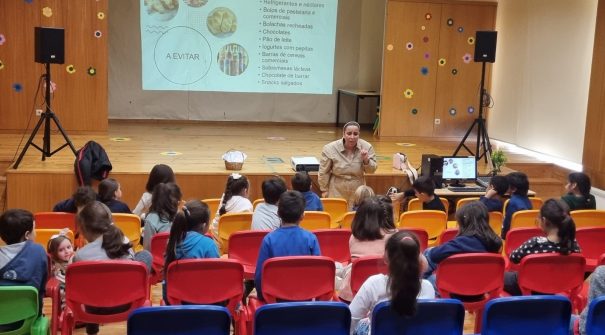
473,308,484,334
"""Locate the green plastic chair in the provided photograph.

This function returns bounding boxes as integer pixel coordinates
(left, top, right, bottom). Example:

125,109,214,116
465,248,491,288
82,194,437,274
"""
0,286,49,335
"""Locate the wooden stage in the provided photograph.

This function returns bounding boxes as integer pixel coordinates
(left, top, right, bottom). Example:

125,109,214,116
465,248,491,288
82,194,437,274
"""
3,121,560,213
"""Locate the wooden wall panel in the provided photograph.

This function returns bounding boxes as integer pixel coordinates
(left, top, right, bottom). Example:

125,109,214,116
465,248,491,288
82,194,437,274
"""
0,0,107,132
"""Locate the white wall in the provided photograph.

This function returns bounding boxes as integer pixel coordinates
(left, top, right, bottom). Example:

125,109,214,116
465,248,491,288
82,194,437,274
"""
489,0,597,164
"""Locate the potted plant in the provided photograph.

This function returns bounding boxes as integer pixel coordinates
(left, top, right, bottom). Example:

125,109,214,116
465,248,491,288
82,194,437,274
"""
491,149,507,176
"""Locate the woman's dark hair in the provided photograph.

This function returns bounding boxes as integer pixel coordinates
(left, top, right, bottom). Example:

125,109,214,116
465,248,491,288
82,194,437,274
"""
456,201,502,252
351,196,396,241
219,174,249,216
540,199,576,255
386,231,421,317
146,164,176,193
98,178,119,203
150,182,182,222
165,200,210,266
77,201,132,259
568,172,593,208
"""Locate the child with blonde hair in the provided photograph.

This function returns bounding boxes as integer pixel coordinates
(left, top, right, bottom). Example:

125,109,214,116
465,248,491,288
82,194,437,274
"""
351,185,375,211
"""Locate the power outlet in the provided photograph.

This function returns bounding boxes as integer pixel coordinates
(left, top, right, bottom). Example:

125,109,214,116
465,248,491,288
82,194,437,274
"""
35,109,43,116
434,118,441,125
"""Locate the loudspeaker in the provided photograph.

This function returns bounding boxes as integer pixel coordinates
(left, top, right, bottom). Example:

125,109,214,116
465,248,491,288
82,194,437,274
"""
474,31,497,63
35,27,64,64
421,154,443,189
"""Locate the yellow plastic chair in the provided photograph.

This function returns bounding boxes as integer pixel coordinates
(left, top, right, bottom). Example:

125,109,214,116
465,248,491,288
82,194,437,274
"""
570,210,605,228
320,198,349,227
252,198,265,210
113,213,143,252
398,210,447,247
300,211,332,231
488,211,503,236
456,197,480,211
339,211,356,229
34,229,75,249
529,197,544,210
407,198,449,213
510,209,540,230
217,212,253,254
203,198,222,219
0,286,49,335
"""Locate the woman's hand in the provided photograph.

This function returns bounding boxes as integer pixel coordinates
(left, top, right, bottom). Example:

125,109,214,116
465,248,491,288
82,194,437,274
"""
361,149,369,164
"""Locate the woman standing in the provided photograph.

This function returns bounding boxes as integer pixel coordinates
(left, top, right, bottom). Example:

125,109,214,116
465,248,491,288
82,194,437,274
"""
319,121,377,208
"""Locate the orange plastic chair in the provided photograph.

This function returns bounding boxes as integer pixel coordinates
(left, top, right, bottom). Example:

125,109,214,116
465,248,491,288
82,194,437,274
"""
150,232,170,285
456,197,480,211
339,211,356,229
398,210,447,246
407,198,449,213
510,210,540,230
320,198,349,226
60,261,151,335
299,211,332,230
217,212,253,253
312,229,352,264
202,198,222,220
34,228,74,249
228,230,270,280
488,211,503,237
398,227,429,251
113,213,143,252
350,255,388,296
517,253,586,313
435,253,505,333
438,228,459,245
570,210,605,228
34,212,77,231
164,259,246,334
252,198,265,210
576,227,605,272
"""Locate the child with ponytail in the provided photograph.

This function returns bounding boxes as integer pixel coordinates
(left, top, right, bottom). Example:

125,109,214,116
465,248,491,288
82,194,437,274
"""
504,198,581,295
349,231,435,335
562,172,596,210
211,173,253,234
143,182,182,250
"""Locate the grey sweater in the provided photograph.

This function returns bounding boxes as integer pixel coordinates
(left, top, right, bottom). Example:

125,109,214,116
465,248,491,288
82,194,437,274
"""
580,266,605,334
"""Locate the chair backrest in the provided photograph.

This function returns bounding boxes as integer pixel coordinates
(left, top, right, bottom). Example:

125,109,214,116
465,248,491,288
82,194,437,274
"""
456,197,480,211
517,254,586,295
33,228,74,249
150,232,170,284
481,296,572,335
0,286,46,334
570,210,605,228
398,227,428,251
112,213,142,250
510,210,540,230
65,261,150,324
33,212,76,231
371,299,465,335
299,211,332,230
313,229,352,264
435,253,505,300
576,227,605,263
252,198,264,210
529,197,544,210
407,198,449,213
488,211,503,236
127,305,231,335
228,230,269,279
165,259,243,313
399,210,447,241
320,198,349,223
586,296,605,335
217,212,253,253
350,255,388,296
261,256,335,303
339,211,356,229
255,302,350,335
504,227,545,257
438,228,459,245
202,198,222,220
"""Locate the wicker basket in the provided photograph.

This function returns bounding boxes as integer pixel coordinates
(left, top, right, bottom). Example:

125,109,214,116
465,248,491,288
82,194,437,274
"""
223,150,245,171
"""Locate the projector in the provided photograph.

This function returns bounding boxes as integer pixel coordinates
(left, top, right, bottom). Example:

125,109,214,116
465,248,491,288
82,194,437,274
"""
291,156,320,172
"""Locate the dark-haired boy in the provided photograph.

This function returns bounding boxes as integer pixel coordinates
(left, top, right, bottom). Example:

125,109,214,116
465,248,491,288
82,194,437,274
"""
53,186,97,213
254,191,321,301
252,177,287,231
501,172,532,239
291,172,323,211
480,175,509,212
392,176,446,212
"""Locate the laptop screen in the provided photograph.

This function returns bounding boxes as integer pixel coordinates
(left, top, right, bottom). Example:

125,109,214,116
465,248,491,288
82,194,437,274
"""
441,156,477,181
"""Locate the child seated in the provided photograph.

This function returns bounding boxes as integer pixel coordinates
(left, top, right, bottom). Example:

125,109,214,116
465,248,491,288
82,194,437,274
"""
351,185,375,211
212,173,253,234
133,164,176,219
143,182,182,250
562,172,596,210
501,172,532,239
47,230,75,310
479,175,508,212
291,171,323,211
98,178,131,213
391,176,446,212
53,186,97,213
251,177,287,231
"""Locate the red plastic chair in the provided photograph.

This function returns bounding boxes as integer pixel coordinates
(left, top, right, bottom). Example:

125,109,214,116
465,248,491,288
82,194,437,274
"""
150,232,170,284
164,258,246,334
398,227,429,251
228,230,269,280
312,229,352,264
435,253,505,333
60,261,151,335
504,227,545,270
350,255,388,296
46,259,62,335
438,228,459,245
576,227,605,272
517,253,586,313
34,212,77,231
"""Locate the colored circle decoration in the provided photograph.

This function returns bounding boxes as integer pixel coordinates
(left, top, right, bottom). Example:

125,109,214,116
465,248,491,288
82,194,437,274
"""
0,60,4,70
0,34,5,45
458,27,464,33
97,12,105,20
425,13,432,20
404,89,414,99
386,44,394,51
449,107,457,116
438,58,446,66
422,36,429,43
451,68,458,75
66,65,76,74
421,25,426,31
462,53,472,64
12,83,23,92
24,0,33,3
468,106,475,114
94,30,102,38
447,18,454,26
405,42,414,50
424,52,430,60
42,7,52,17
87,67,96,76
468,37,475,45
420,67,429,76
411,108,418,115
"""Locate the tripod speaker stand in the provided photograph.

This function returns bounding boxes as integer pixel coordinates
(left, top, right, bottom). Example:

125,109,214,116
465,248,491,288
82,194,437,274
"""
13,27,76,169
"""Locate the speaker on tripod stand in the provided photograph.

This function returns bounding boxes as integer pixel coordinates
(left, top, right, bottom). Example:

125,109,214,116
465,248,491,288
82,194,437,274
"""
13,27,77,169
452,30,497,169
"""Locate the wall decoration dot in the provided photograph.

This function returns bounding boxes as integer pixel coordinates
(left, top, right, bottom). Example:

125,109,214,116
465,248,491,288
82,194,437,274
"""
0,34,6,45
0,60,4,70
422,36,429,43
451,68,458,75
449,107,457,116
458,27,464,33
110,137,131,142
87,67,97,76
424,52,430,60
160,151,182,156
425,13,432,20
386,44,394,51
404,89,414,99
12,83,23,92
42,7,52,17
405,42,414,50
438,58,446,66
94,30,102,38
66,65,76,74
468,37,475,45
97,12,105,20
24,0,33,3
462,53,472,64
421,25,426,31
468,106,475,114
411,108,418,115
420,67,429,75
447,18,454,26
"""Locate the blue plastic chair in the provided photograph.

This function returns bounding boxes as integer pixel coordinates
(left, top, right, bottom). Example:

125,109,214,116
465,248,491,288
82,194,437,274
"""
127,305,231,335
481,296,571,335
586,296,605,335
255,302,350,335
371,299,465,335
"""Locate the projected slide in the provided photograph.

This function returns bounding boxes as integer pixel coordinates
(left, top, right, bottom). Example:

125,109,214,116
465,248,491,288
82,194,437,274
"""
140,0,338,94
